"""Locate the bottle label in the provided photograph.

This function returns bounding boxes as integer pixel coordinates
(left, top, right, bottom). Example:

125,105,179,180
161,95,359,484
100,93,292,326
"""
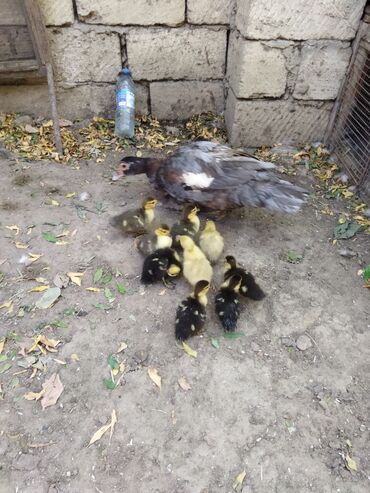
117,89,135,109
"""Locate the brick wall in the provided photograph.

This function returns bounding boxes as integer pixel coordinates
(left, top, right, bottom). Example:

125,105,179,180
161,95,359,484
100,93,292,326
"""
0,0,367,146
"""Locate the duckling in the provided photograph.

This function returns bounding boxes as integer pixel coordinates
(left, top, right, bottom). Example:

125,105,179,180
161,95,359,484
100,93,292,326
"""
175,280,210,341
224,255,265,300
215,274,242,332
170,204,200,241
178,235,213,286
136,224,172,255
110,197,157,235
141,248,182,288
199,219,224,264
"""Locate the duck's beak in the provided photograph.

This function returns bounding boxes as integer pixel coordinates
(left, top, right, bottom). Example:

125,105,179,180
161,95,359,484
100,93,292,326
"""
112,164,125,181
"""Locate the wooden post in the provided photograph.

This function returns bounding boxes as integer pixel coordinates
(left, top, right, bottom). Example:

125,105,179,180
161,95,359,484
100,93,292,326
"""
23,0,63,155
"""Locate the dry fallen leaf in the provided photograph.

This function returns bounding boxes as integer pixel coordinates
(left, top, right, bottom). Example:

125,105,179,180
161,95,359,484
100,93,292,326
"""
148,367,161,388
86,287,100,292
67,272,84,286
117,342,128,353
88,409,117,446
0,300,12,309
28,253,43,263
24,389,46,401
178,377,191,391
51,200,59,206
233,470,246,491
40,373,64,410
181,341,197,358
5,225,20,235
35,287,61,309
70,353,80,362
65,192,76,198
0,338,5,354
15,241,28,249
29,285,50,292
28,335,61,354
345,454,358,472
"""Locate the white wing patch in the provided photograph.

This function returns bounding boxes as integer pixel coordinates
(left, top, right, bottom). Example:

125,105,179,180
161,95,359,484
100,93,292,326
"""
182,172,214,189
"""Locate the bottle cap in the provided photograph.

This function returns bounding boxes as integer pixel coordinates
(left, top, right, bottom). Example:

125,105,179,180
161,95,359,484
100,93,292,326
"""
120,67,131,76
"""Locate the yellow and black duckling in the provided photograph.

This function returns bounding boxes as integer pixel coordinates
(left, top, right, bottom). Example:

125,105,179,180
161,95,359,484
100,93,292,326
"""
175,280,210,341
215,274,242,332
199,219,224,264
178,235,213,286
170,204,200,242
224,255,265,300
110,197,157,235
136,224,172,255
141,248,182,288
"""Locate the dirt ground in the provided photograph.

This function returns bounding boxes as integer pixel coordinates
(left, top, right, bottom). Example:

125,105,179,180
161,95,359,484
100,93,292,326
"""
0,141,369,493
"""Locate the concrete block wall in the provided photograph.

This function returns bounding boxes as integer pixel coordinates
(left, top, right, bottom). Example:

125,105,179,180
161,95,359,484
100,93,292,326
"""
226,0,366,145
0,0,367,146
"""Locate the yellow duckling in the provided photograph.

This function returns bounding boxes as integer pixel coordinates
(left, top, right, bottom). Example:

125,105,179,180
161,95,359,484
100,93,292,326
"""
199,219,224,264
178,235,213,286
110,197,157,235
137,224,172,255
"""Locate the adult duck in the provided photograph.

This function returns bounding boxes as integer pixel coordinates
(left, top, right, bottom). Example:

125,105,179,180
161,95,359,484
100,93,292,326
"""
112,141,308,213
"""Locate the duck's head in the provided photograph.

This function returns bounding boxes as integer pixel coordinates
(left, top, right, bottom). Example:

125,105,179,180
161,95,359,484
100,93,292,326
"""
203,219,216,232
183,204,199,220
224,255,237,273
155,224,170,236
193,280,210,298
178,235,195,251
143,197,157,210
222,274,242,292
112,156,149,181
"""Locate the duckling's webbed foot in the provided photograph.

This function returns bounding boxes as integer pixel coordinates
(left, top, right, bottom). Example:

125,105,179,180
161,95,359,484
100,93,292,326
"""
163,277,176,289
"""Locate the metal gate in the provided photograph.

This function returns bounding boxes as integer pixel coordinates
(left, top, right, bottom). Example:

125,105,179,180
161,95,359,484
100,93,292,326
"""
325,20,370,203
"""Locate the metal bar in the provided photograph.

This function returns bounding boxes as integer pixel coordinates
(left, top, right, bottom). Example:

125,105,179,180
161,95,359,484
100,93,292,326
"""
324,22,367,144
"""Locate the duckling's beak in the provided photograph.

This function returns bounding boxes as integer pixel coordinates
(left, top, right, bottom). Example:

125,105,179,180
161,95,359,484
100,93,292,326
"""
112,164,126,181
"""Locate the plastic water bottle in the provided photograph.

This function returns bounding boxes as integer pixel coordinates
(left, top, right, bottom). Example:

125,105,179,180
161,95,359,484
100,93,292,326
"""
115,67,135,138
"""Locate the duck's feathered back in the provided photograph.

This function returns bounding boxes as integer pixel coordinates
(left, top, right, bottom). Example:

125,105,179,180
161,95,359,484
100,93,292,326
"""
117,141,308,213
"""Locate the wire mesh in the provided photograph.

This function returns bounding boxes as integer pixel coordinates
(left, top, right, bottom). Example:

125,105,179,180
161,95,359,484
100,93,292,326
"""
327,36,370,203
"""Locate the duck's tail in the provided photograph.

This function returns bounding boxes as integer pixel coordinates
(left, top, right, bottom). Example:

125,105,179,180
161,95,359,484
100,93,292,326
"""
239,179,309,214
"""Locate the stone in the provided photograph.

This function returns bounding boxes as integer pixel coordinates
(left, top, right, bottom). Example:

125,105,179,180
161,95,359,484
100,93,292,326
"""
0,83,149,120
280,336,296,348
228,35,287,98
14,115,33,126
75,0,185,26
47,28,121,83
150,81,224,120
127,27,227,80
236,0,366,40
294,41,351,100
225,92,333,147
39,0,74,26
296,334,312,351
188,0,234,24
23,124,39,134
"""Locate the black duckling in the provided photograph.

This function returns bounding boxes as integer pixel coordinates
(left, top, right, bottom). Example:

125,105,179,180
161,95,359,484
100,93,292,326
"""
110,197,157,235
199,219,224,264
170,204,200,242
113,141,308,214
141,248,182,288
224,255,265,300
215,274,242,332
175,280,210,341
136,224,172,256
178,235,213,286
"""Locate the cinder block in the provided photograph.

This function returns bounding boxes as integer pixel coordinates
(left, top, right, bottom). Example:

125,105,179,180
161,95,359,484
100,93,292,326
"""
47,28,121,83
225,91,333,146
150,81,224,119
188,0,234,24
227,34,288,98
236,0,366,40
127,27,227,80
293,41,352,100
75,0,185,26
39,0,74,26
